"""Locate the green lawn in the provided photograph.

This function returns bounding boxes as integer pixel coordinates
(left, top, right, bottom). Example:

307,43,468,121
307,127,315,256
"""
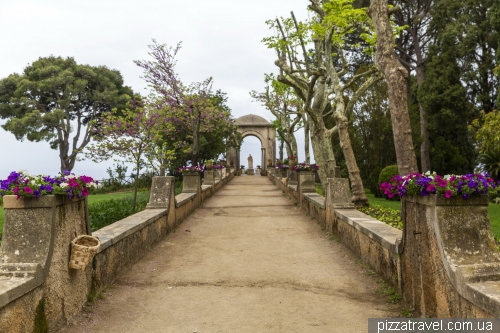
366,191,500,239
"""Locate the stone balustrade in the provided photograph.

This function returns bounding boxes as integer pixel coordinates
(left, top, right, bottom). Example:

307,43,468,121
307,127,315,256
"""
0,169,235,332
268,169,500,318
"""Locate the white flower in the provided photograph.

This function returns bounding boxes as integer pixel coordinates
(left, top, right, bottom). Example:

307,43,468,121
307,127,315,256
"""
444,174,451,180
67,175,76,179
60,182,68,188
30,180,36,185
424,171,432,176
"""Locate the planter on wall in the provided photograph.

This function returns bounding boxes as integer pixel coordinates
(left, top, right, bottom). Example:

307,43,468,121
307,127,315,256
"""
1,195,93,328
400,194,500,318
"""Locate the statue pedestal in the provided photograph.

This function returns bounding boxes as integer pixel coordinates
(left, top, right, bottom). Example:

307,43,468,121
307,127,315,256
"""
247,169,255,175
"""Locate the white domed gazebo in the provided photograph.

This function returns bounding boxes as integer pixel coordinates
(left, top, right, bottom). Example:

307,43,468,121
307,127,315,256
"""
229,114,276,175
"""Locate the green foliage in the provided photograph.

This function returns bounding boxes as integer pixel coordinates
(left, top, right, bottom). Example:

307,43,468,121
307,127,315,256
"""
419,40,476,174
357,204,403,230
378,165,399,191
0,56,133,172
471,110,500,154
477,150,500,182
315,184,324,197
375,279,401,304
175,181,183,196
88,192,150,231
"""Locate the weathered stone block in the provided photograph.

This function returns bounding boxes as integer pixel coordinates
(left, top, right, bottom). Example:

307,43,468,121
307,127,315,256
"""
298,171,316,193
327,178,353,209
182,172,201,193
204,170,215,186
146,176,174,209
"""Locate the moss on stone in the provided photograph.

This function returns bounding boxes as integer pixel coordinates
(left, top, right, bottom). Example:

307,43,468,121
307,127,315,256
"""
33,299,48,333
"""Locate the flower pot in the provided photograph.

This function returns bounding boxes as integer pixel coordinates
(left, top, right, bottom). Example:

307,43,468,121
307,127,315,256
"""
206,163,213,171
289,159,298,169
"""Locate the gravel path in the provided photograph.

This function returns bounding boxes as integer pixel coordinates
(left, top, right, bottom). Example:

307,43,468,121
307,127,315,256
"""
59,175,399,333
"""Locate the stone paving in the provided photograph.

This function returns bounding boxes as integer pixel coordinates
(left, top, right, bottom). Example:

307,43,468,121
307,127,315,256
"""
60,175,399,333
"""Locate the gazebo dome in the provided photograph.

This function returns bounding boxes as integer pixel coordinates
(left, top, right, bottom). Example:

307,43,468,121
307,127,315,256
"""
235,114,270,126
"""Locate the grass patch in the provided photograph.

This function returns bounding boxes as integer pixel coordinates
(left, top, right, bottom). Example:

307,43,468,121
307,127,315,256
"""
365,190,401,211
89,191,150,231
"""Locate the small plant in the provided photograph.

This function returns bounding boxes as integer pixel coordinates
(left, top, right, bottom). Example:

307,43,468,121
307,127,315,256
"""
401,305,414,318
376,281,401,304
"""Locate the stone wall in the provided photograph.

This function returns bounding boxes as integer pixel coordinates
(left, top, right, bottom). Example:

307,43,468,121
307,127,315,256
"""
0,170,234,332
267,170,500,318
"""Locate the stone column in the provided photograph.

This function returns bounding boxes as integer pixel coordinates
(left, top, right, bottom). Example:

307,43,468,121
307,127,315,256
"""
204,170,215,187
298,171,316,205
147,176,175,209
287,170,298,185
326,178,354,209
182,172,201,193
261,147,266,175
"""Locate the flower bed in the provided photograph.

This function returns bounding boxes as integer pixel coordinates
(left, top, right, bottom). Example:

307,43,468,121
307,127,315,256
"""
380,172,499,199
0,170,97,200
176,166,204,173
291,163,319,172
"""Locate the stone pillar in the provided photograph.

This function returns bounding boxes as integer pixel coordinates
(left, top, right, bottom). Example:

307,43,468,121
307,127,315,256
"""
287,170,298,185
204,170,215,187
298,171,316,193
298,171,316,205
182,172,201,193
400,195,499,318
334,166,341,178
326,178,354,209
261,147,266,175
147,176,175,209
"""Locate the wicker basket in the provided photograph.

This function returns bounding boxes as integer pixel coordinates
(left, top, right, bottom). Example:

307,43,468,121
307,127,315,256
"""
69,235,100,270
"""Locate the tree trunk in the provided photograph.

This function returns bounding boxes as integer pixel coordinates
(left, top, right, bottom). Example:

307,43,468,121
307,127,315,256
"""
415,66,430,173
369,0,419,175
336,116,369,206
304,114,310,164
309,122,328,191
132,161,140,213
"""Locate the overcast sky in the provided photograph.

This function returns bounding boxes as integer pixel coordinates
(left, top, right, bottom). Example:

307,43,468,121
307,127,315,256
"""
0,0,312,180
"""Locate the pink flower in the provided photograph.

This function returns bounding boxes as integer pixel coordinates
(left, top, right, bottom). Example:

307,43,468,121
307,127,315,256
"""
438,179,448,188
81,188,89,196
23,186,33,194
426,184,436,192
445,190,453,199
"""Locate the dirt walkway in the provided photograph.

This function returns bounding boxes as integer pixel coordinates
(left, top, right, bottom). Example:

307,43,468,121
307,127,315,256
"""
60,176,399,333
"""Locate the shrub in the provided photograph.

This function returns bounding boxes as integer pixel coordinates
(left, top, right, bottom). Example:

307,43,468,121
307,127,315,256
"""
89,192,150,231
378,165,399,198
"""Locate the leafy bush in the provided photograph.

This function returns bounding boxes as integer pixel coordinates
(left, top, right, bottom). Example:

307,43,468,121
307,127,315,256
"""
357,204,403,230
89,192,150,231
175,181,183,195
315,184,324,196
378,165,399,198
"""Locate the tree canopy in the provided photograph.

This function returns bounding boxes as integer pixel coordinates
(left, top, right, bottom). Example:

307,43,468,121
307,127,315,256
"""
0,56,133,172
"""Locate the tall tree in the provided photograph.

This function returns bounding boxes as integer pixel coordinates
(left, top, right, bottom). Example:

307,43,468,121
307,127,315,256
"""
135,41,237,168
430,0,498,113
392,0,434,172
0,56,133,172
368,0,419,175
